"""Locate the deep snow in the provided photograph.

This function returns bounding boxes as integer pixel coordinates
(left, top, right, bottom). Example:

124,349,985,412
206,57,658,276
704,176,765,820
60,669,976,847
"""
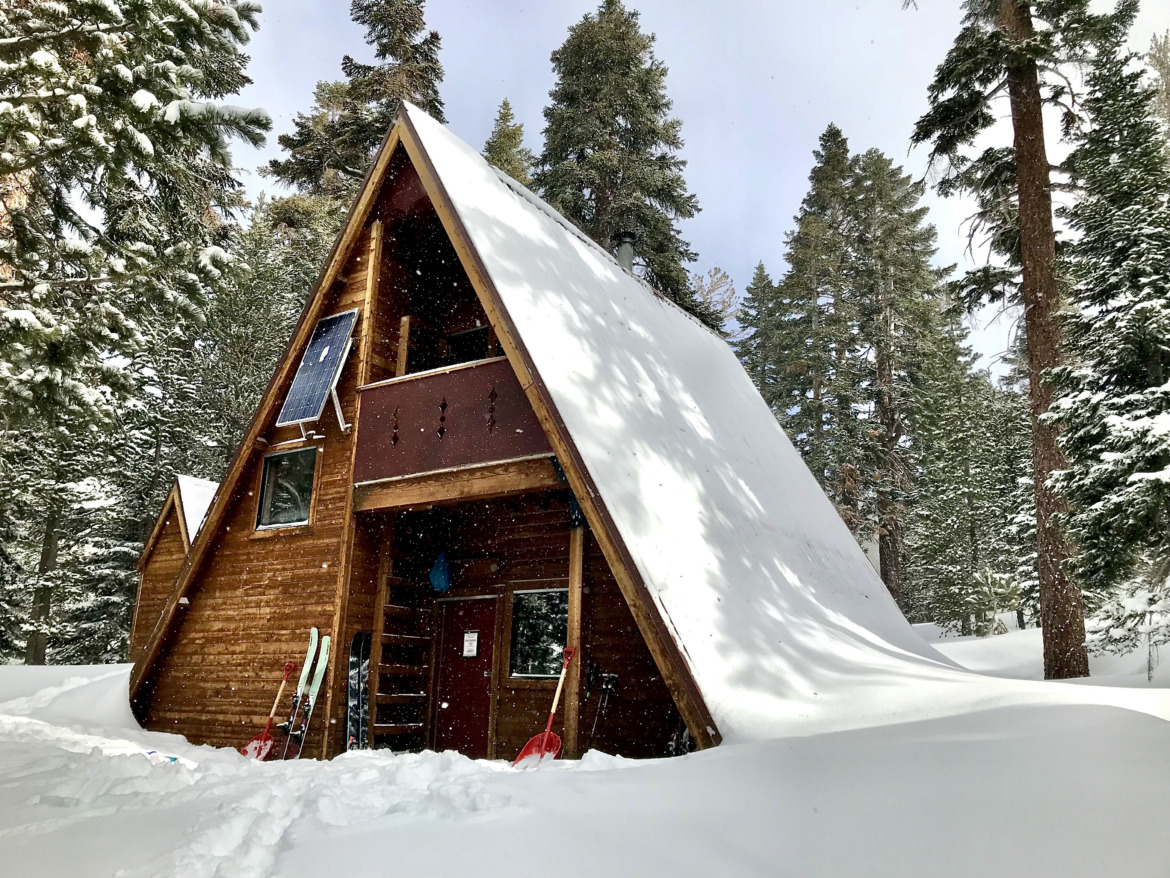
3,633,1170,878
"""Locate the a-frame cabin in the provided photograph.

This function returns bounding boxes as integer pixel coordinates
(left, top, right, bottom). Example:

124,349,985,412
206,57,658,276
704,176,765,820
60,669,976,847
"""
130,104,937,760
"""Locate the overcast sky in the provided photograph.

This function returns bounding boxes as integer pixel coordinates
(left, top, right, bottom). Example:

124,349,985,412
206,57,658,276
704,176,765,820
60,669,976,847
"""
233,1,1170,367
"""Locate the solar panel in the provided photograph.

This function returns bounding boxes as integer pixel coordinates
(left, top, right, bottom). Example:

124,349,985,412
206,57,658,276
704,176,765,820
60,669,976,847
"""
275,309,360,427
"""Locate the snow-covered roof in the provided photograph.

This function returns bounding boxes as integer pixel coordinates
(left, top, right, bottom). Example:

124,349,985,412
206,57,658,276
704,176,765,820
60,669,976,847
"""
175,475,217,541
404,104,953,739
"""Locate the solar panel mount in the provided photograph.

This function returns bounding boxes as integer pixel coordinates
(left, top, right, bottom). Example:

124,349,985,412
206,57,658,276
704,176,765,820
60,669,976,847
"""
275,308,360,432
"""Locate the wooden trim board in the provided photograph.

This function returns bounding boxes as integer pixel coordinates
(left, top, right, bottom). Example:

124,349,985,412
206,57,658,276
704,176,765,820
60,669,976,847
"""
352,456,561,513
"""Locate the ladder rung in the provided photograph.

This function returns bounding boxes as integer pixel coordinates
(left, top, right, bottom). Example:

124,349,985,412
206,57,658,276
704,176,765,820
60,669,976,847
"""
381,632,432,645
383,604,421,619
378,663,429,677
384,576,425,589
376,692,427,704
373,723,424,736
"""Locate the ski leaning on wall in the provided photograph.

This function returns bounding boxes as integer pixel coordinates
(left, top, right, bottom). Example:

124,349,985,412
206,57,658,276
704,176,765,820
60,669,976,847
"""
278,629,332,760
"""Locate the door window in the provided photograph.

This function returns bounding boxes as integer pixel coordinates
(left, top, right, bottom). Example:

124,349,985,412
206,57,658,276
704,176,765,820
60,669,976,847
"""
509,588,568,677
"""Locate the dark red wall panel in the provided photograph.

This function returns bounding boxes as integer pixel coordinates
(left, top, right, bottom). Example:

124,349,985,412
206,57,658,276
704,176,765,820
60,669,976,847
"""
354,358,551,484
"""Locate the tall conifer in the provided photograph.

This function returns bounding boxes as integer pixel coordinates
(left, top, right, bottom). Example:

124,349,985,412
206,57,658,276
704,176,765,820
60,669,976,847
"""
911,0,1117,678
1050,7,1170,654
536,0,715,327
268,0,444,193
483,100,536,187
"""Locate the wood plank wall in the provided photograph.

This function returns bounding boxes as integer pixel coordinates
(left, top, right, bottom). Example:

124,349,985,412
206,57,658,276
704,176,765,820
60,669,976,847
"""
129,511,186,663
390,492,681,760
580,533,682,758
135,227,377,755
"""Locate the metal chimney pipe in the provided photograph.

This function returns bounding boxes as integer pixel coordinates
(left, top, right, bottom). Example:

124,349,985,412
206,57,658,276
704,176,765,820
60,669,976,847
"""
614,232,635,271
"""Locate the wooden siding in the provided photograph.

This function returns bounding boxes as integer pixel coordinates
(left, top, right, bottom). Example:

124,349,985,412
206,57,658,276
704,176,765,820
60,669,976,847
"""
135,225,377,756
580,532,681,758
129,508,187,664
383,493,681,760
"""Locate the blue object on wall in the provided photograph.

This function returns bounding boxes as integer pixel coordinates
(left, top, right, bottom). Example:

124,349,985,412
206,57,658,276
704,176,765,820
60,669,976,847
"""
429,551,451,593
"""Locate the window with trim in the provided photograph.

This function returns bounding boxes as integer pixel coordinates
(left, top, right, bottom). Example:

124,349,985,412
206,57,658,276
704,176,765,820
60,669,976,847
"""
509,588,568,677
256,447,317,529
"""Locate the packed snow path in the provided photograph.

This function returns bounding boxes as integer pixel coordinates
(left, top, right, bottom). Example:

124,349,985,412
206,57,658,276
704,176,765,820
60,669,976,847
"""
1,645,1169,878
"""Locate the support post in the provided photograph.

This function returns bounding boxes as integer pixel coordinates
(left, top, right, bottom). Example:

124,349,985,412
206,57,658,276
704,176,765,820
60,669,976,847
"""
396,316,412,377
564,524,584,757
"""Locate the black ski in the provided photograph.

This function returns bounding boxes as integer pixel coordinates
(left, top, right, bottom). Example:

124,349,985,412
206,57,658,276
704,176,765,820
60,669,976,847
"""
346,631,372,751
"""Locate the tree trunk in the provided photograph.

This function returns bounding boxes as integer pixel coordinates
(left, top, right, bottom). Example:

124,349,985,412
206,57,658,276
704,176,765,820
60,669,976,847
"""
999,0,1088,678
810,274,826,487
25,501,60,665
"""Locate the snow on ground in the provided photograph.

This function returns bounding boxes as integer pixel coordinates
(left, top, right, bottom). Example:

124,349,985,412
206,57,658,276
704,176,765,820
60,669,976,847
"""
2,656,1170,877
924,623,1170,686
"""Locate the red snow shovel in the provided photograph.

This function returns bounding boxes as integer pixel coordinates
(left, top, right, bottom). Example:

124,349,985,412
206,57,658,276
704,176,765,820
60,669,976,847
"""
242,661,296,760
513,647,576,767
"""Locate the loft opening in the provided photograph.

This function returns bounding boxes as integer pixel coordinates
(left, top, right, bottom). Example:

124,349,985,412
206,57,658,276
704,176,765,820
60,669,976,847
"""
371,148,504,383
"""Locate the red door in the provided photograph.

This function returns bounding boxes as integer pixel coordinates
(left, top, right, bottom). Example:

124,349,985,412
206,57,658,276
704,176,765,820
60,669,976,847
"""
433,598,497,758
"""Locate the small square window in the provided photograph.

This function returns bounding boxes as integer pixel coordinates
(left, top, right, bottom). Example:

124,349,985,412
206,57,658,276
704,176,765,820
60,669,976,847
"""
509,589,568,677
256,448,317,529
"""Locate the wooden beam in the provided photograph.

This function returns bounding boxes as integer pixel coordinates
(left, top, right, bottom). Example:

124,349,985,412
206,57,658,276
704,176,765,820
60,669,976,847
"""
353,456,560,513
321,218,385,758
367,529,393,749
564,525,584,758
397,113,721,750
128,127,404,704
395,315,411,377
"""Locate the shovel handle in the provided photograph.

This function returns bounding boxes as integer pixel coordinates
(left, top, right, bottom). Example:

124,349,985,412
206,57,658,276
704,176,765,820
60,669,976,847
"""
543,648,577,734
267,662,297,720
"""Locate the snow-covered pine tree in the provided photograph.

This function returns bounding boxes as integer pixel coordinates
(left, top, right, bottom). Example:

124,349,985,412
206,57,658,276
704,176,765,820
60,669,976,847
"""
1049,6,1170,659
910,0,1118,679
267,0,444,193
536,0,717,328
845,149,946,599
0,0,269,663
903,314,1031,633
190,195,341,476
1150,31,1170,133
735,126,855,494
482,99,535,187
736,262,779,403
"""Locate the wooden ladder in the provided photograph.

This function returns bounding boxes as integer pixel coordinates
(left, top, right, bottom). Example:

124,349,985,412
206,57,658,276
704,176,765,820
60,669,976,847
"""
369,574,434,749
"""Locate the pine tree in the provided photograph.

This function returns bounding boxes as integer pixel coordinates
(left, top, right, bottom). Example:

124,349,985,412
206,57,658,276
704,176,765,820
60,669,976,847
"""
267,0,444,192
689,268,739,338
737,126,853,494
736,262,779,401
1150,31,1170,132
536,0,716,327
738,129,949,598
190,195,341,474
903,316,1031,633
483,99,535,187
1049,7,1170,656
0,0,269,664
845,150,946,599
910,0,1117,679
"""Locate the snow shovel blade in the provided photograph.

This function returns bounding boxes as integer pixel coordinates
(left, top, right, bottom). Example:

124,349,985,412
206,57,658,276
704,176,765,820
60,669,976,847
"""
241,727,276,760
242,660,296,760
513,730,562,766
513,647,575,767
